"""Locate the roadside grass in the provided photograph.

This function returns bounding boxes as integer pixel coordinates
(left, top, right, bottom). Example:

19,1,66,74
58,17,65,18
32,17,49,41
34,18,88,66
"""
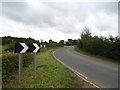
74,46,118,63
3,47,81,88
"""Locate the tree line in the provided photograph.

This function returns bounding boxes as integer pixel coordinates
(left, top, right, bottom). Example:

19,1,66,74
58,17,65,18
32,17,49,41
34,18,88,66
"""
2,36,40,45
1,36,77,52
2,28,120,61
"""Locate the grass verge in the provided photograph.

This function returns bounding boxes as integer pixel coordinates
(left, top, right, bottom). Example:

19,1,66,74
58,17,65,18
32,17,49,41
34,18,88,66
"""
3,47,81,88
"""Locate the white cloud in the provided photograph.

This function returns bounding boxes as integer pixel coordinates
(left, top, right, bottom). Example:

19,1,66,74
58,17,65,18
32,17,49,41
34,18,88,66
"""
0,2,118,42
84,11,118,36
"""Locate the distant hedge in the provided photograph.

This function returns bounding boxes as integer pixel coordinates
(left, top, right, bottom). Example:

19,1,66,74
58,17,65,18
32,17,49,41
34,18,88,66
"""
2,51,33,83
2,36,39,45
77,27,120,61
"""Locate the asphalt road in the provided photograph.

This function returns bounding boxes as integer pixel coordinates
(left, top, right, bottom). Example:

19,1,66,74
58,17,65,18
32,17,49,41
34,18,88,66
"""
53,46,118,88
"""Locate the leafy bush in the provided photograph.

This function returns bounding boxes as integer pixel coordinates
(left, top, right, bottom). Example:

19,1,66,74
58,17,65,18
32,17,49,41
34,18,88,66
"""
2,51,33,83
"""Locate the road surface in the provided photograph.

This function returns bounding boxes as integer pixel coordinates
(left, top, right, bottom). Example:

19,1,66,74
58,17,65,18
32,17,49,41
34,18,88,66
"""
53,46,118,88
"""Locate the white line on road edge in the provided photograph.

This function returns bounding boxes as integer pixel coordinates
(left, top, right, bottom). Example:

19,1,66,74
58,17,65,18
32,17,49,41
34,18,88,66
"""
52,50,101,89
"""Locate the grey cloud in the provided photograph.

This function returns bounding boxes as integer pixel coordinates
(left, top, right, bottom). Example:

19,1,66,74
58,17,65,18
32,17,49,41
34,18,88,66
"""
2,2,118,34
2,2,60,28
118,1,120,37
2,2,28,21
0,3,2,16
99,2,118,14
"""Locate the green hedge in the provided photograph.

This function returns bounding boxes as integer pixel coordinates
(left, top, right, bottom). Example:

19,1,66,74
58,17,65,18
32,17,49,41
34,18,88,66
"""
77,28,120,61
2,51,33,83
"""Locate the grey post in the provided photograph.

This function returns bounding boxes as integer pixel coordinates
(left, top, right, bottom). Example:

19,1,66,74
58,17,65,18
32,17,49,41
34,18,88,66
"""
20,54,23,71
34,53,36,77
18,53,22,83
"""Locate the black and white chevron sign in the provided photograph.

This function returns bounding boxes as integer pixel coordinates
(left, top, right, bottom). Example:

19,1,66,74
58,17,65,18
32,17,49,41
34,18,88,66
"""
15,43,40,53
40,45,46,48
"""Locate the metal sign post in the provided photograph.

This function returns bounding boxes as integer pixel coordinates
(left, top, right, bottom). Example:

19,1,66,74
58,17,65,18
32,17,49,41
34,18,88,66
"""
20,54,23,71
18,53,22,83
34,53,36,77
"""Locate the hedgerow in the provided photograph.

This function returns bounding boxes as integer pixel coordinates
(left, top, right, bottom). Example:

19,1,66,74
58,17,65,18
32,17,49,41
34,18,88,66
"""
2,51,33,83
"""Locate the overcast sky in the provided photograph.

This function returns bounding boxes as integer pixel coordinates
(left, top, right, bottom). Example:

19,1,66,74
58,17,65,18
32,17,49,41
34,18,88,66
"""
0,0,118,42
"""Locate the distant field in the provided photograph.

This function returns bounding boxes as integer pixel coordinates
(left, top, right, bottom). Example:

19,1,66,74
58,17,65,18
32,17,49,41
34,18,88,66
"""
0,44,15,53
0,45,11,52
3,47,81,88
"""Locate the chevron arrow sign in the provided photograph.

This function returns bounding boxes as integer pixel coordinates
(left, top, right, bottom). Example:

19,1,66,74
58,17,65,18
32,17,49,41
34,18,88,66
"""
40,45,46,48
15,43,40,53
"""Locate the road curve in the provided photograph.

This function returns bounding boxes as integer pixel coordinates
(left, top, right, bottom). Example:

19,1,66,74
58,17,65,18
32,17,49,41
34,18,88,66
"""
53,46,118,88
